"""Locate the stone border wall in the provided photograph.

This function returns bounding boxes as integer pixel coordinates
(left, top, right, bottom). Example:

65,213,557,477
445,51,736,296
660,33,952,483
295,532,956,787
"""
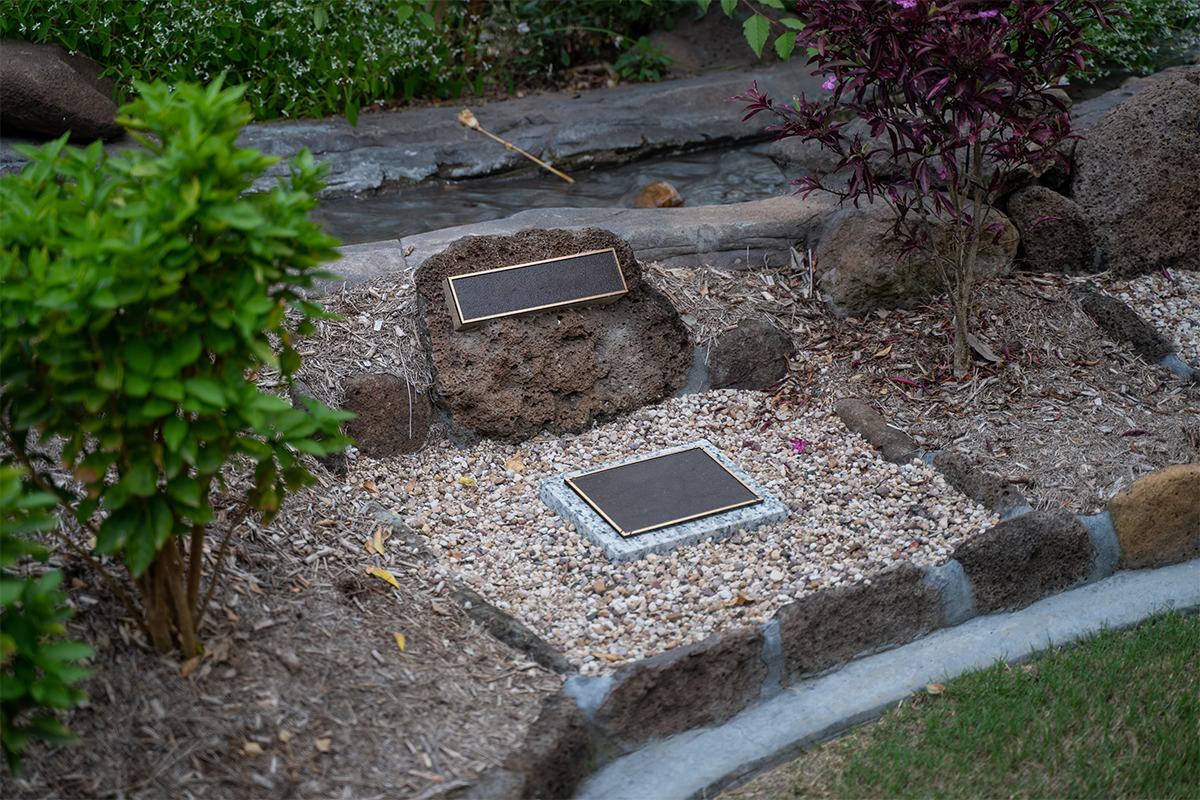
468,408,1198,799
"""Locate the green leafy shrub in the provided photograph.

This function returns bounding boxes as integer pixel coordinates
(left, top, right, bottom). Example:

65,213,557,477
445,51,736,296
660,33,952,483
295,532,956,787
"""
1077,0,1200,78
0,0,478,123
0,78,353,656
1,464,93,777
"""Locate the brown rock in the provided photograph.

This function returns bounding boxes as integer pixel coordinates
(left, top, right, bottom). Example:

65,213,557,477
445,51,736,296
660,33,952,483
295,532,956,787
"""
414,228,692,440
595,626,765,746
1109,464,1200,569
834,398,920,464
952,509,1095,613
503,694,593,800
1068,69,1200,274
775,562,938,681
1005,186,1096,273
635,180,684,208
814,200,1018,318
0,40,123,141
932,451,1029,518
706,318,793,391
341,374,431,457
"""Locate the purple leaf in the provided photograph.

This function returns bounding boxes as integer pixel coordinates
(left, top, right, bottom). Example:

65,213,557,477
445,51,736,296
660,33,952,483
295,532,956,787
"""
790,438,812,455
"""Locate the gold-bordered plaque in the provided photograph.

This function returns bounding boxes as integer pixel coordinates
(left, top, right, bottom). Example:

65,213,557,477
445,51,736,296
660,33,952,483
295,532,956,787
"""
443,248,628,332
565,446,763,538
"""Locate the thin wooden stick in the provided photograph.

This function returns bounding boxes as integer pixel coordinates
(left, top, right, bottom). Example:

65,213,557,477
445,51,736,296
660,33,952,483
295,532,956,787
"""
457,109,574,183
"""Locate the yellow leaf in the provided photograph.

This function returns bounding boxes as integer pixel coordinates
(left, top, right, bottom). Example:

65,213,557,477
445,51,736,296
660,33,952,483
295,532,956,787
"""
873,344,893,359
459,475,476,487
366,526,385,555
314,738,331,753
180,655,202,679
393,632,406,652
367,566,400,590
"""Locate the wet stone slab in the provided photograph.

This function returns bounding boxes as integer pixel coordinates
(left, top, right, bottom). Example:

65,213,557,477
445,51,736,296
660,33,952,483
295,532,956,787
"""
540,440,788,563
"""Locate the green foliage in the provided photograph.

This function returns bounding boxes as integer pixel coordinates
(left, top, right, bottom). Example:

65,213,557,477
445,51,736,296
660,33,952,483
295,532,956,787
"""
614,36,673,82
0,78,353,654
1077,0,1200,78
0,0,477,122
698,0,809,61
1,465,93,777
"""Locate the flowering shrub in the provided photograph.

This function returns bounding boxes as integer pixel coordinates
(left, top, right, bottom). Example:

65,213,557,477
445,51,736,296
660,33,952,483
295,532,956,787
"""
735,0,1117,376
1078,0,1200,78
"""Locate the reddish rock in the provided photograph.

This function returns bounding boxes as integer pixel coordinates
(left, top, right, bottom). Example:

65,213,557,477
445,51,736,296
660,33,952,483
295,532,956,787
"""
775,562,938,681
834,398,920,464
0,40,123,141
1108,464,1200,569
414,228,692,440
635,180,684,208
1068,69,1200,274
595,626,766,746
340,374,431,457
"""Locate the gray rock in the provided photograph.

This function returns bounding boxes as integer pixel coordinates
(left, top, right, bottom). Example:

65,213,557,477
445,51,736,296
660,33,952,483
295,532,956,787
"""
706,318,793,391
952,509,1096,613
414,228,692,440
594,626,766,746
814,200,1018,318
1005,185,1096,273
0,40,123,141
775,561,938,681
1068,68,1200,274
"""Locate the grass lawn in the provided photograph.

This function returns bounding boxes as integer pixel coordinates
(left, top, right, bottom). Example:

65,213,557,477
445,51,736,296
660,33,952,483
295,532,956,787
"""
724,610,1199,800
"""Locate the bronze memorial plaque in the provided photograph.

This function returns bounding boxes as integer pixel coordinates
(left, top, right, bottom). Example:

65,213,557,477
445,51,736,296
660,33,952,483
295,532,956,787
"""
443,248,628,331
565,446,763,537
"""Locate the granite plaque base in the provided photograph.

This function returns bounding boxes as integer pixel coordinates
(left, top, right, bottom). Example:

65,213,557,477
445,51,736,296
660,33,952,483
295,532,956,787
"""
444,248,627,331
540,440,788,564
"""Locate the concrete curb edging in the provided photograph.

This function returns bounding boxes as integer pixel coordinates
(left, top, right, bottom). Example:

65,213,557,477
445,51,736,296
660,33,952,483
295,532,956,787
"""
477,400,1197,799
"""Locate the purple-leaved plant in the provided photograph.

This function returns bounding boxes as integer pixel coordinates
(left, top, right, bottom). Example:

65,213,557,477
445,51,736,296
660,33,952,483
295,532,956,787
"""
734,0,1118,376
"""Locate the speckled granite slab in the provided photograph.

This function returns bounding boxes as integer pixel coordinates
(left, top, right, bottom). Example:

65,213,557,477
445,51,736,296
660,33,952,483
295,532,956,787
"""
540,439,788,563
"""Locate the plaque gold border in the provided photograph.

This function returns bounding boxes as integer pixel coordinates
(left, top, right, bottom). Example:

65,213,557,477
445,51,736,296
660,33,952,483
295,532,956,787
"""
564,445,763,538
444,248,628,331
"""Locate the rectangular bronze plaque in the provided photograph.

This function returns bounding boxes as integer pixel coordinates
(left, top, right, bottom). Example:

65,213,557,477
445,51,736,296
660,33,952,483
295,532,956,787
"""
565,446,763,537
444,248,628,331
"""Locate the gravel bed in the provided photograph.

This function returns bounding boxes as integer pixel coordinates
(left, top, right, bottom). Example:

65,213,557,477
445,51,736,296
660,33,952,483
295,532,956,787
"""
358,389,998,676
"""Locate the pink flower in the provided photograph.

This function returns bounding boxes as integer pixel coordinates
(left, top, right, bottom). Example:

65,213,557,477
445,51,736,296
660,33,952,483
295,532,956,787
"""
822,76,837,91
937,166,948,180
790,438,812,454
895,0,917,8
978,9,999,18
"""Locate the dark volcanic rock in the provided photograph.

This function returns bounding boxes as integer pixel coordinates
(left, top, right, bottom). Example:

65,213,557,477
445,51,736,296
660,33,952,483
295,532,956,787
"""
1005,185,1096,274
1076,289,1174,364
834,398,920,465
775,562,938,681
0,40,123,141
503,693,593,800
707,318,793,391
932,452,1029,518
595,626,765,746
340,374,431,457
415,228,692,440
952,509,1095,613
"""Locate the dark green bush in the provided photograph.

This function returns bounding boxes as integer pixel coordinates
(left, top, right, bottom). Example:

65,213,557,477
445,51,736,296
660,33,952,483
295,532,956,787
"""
0,78,352,657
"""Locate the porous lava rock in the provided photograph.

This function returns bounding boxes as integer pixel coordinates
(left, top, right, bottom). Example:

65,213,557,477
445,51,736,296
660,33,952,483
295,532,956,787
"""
952,509,1094,613
594,626,765,746
340,374,431,457
834,398,920,465
1068,68,1200,274
932,452,1029,519
634,180,684,208
1076,289,1174,364
1005,185,1096,273
775,561,938,682
1108,463,1200,569
0,40,123,141
706,318,792,390
813,200,1018,318
414,228,692,440
502,693,594,800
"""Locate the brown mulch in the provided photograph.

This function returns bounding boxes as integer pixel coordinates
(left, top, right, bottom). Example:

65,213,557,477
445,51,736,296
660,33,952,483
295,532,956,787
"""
3,260,1196,799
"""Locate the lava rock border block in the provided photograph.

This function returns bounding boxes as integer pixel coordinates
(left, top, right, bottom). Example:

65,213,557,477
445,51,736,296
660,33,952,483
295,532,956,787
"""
1076,288,1175,364
414,228,692,440
593,626,766,747
1108,463,1200,569
932,451,1029,519
775,561,938,682
340,373,431,457
834,398,920,464
499,693,594,800
952,509,1095,613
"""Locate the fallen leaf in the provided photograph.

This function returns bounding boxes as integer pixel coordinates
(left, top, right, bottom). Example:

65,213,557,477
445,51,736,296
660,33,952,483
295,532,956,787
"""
278,729,292,743
180,655,202,679
448,549,463,561
592,652,623,662
314,738,331,753
966,332,1000,362
362,479,379,493
367,567,401,590
405,480,417,493
926,683,945,695
458,476,476,488
505,452,525,473
393,632,406,652
873,344,893,359
367,526,385,555
223,607,240,622
243,741,263,757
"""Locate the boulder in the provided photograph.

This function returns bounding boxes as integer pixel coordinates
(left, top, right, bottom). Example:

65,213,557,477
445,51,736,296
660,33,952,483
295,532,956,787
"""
1068,68,1200,274
952,509,1095,613
0,40,123,141
1108,463,1200,569
594,626,765,746
414,228,692,440
634,180,684,208
340,374,431,457
814,200,1018,318
775,562,938,681
705,318,792,391
1005,185,1096,273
